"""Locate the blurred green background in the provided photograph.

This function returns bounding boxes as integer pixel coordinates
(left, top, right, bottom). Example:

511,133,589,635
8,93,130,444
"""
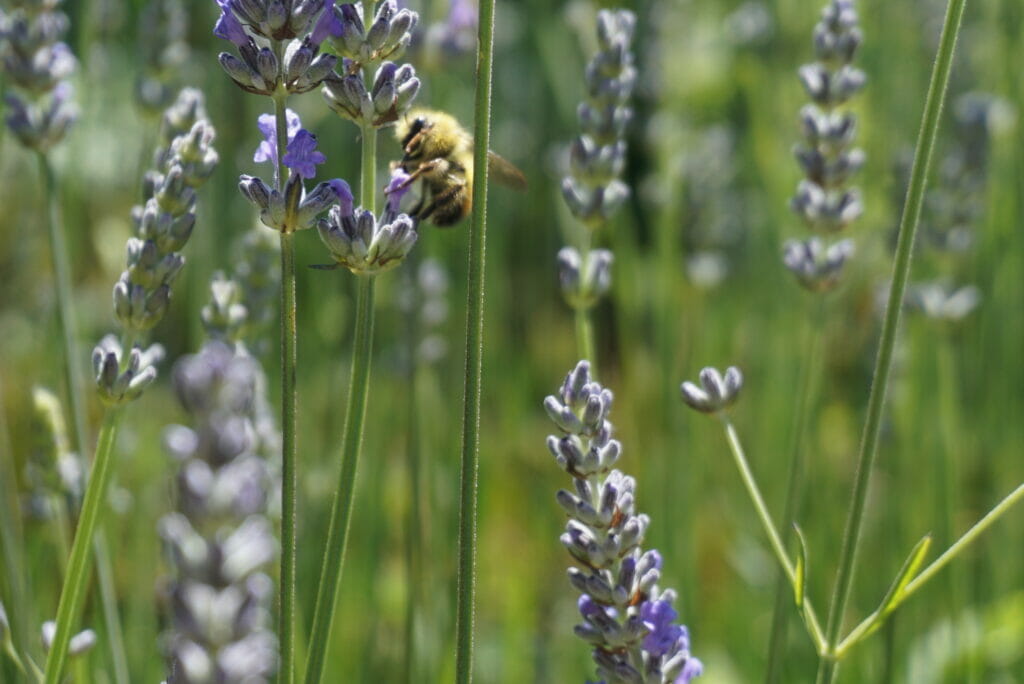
1,0,1023,681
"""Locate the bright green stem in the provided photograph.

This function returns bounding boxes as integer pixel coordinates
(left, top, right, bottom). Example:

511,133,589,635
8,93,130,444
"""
816,0,967,680
454,1,496,680
304,275,376,684
765,302,825,684
273,91,298,684
720,418,826,653
574,306,596,373
834,482,1024,657
43,409,121,683
39,152,129,684
361,124,377,208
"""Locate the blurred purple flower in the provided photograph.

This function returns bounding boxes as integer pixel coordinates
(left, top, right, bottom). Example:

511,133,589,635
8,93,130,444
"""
310,0,343,46
213,0,248,47
384,167,413,214
253,109,302,165
641,599,683,658
282,129,326,178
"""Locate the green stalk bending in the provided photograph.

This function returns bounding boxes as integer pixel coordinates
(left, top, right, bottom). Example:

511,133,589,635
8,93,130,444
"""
43,409,122,683
765,302,825,684
835,482,1024,657
304,124,379,684
272,89,299,684
816,0,967,680
720,418,826,653
454,0,497,680
39,152,130,684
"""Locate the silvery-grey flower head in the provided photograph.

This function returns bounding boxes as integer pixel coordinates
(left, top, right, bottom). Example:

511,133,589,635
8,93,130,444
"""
322,59,420,127
0,0,78,150
213,0,339,95
910,281,981,322
561,9,636,230
558,247,613,310
92,335,165,406
316,203,418,275
783,237,854,292
680,366,743,414
330,1,418,67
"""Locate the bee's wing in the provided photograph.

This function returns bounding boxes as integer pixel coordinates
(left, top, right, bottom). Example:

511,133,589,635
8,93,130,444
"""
487,150,527,191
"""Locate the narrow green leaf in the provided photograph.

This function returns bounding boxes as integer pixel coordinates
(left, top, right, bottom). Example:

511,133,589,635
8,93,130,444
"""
880,535,933,618
793,523,809,610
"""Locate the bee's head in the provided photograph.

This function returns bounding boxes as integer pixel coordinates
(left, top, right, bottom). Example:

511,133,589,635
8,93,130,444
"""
401,116,430,159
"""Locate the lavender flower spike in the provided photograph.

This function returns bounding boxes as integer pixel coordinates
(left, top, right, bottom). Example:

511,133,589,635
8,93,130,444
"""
159,342,278,683
546,362,702,683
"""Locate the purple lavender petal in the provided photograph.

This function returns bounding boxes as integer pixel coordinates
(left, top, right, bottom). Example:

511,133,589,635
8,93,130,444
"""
282,129,326,179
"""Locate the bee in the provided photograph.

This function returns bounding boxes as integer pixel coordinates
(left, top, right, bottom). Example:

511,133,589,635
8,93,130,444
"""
390,108,527,227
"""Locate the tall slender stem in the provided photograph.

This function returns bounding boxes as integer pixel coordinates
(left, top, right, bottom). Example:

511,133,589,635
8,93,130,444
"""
719,419,826,653
765,300,825,683
43,409,122,683
304,275,376,683
454,0,497,680
816,0,967,679
574,306,596,372
38,151,130,684
272,90,298,684
304,124,379,684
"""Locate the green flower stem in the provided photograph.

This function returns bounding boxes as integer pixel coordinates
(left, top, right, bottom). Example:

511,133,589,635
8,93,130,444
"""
271,89,299,684
815,0,967,680
38,152,130,684
455,0,497,681
43,409,122,683
719,418,826,653
574,306,596,371
304,124,379,684
765,300,825,684
304,275,376,684
834,481,1024,658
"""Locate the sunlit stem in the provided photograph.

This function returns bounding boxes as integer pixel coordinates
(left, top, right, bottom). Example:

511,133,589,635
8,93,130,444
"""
816,0,967,680
455,0,498,679
719,417,826,653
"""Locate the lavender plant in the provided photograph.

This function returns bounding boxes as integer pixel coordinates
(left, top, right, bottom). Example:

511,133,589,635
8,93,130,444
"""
558,8,635,370
546,361,702,683
160,342,278,683
211,0,347,671
43,88,218,681
766,2,865,678
303,3,422,679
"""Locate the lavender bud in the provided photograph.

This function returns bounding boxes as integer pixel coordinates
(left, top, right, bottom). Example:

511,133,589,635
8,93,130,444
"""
783,237,854,292
316,205,418,275
680,366,743,414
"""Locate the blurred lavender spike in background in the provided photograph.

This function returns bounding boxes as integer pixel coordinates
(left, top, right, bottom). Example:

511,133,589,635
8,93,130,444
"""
160,342,278,683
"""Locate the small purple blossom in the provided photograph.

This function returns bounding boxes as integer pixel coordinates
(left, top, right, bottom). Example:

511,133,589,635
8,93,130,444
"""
282,130,326,178
213,0,249,47
310,0,343,46
641,599,683,658
677,653,703,684
253,110,302,165
329,179,354,217
384,167,413,214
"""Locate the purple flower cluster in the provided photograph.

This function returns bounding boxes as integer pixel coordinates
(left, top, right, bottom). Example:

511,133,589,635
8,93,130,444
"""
546,362,702,683
212,0,340,96
238,109,352,233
